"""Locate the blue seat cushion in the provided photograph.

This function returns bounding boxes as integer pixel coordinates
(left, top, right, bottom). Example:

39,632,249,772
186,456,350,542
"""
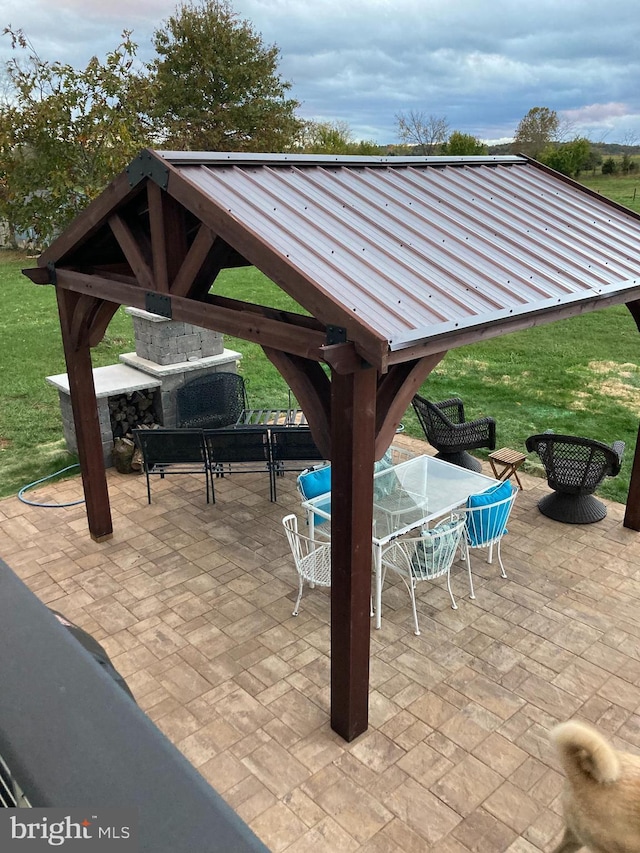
412,516,461,576
465,480,513,547
373,450,396,499
298,465,331,499
298,465,332,527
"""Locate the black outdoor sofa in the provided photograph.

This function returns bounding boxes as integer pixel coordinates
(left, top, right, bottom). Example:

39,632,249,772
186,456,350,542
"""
133,424,324,504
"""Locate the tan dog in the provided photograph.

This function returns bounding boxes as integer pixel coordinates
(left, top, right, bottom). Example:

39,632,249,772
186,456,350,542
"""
551,719,640,852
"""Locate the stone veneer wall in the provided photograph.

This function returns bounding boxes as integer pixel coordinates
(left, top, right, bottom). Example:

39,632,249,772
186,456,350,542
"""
47,308,242,466
128,309,224,365
120,308,241,431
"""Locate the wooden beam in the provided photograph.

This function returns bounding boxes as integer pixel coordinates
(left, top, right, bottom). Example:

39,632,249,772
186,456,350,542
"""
147,182,169,293
626,298,640,332
147,182,188,293
374,353,446,457
320,342,365,375
624,423,640,530
56,289,113,541
388,288,640,364
330,365,376,741
171,225,216,298
108,214,155,291
213,294,325,333
262,348,332,458
54,269,327,361
88,301,120,348
22,266,51,284
38,172,144,267
70,295,101,350
624,300,640,529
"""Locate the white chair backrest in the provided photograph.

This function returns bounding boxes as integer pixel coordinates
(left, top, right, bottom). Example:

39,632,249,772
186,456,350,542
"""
413,515,466,579
282,514,305,567
464,485,518,548
387,514,465,581
282,514,331,586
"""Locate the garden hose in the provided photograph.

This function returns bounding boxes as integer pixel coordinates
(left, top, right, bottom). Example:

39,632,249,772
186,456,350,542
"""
17,464,85,507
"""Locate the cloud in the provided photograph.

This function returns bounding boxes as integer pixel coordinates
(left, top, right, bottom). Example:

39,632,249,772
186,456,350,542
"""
2,0,640,145
562,102,630,123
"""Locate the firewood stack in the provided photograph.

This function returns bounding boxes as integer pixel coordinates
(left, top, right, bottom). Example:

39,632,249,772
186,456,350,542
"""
109,389,158,439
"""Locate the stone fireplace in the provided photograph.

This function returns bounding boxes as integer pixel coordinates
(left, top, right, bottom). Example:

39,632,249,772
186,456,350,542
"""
47,309,242,466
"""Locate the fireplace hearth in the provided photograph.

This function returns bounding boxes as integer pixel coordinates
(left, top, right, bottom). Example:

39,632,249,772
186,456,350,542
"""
47,309,242,467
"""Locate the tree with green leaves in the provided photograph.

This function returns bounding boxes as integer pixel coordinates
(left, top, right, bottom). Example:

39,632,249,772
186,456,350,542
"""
300,120,380,155
300,120,353,153
149,0,302,152
395,111,449,154
0,27,152,247
620,153,638,175
440,131,488,156
539,137,592,177
513,106,559,158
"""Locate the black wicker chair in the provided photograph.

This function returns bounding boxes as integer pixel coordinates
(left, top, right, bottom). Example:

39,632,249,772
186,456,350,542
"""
411,394,496,471
525,433,625,524
176,372,248,430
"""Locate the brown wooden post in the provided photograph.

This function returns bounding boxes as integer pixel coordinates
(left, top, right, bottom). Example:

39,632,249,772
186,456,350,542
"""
624,423,640,530
624,301,640,530
56,289,113,541
330,365,377,741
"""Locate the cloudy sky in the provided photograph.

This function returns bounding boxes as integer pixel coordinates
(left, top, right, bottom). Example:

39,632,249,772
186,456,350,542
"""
2,0,640,146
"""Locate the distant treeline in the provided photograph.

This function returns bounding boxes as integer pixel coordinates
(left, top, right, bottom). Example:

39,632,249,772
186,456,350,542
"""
488,141,640,156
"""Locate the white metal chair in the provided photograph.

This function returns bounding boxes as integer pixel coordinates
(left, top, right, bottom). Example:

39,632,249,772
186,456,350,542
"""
461,481,518,599
380,514,466,635
282,514,332,616
296,464,332,539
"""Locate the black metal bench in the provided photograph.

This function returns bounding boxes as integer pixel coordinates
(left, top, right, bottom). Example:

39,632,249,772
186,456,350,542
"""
203,427,275,501
269,426,324,499
135,422,325,504
132,428,210,504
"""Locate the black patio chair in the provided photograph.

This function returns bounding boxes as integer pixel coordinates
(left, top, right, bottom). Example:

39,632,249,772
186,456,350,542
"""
411,394,496,471
176,372,248,430
203,427,275,501
132,428,210,505
269,426,325,499
525,433,625,524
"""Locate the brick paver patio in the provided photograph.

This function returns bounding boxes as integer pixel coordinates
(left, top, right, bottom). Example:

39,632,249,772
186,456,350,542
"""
2,434,640,851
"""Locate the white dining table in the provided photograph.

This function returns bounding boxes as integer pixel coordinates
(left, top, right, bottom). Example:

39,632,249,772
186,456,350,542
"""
300,454,500,628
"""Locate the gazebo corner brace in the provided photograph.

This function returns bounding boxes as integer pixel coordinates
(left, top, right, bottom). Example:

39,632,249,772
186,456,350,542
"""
145,292,172,318
321,327,380,375
126,150,170,191
326,325,347,345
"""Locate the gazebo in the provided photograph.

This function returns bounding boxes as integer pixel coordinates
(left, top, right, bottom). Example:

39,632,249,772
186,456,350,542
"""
23,150,640,741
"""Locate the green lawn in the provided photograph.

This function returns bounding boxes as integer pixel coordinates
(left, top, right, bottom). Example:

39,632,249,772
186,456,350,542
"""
581,173,640,215
2,171,640,505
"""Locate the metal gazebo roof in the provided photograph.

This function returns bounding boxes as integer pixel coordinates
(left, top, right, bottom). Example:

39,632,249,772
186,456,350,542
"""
149,150,640,366
24,150,640,742
38,150,640,374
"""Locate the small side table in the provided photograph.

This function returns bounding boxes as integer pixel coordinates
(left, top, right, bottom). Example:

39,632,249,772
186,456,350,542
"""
489,447,526,489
